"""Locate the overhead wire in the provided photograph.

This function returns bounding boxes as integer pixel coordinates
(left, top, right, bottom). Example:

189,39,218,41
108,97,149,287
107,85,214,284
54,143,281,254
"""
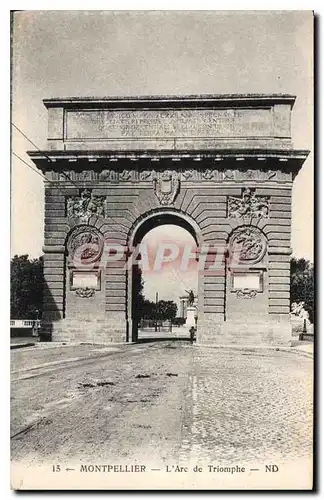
12,152,48,182
12,122,80,187
12,123,201,300
11,123,130,232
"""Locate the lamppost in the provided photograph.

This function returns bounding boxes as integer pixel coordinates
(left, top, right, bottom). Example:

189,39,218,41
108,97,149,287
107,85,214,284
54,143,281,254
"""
155,292,158,333
302,271,308,337
35,309,40,337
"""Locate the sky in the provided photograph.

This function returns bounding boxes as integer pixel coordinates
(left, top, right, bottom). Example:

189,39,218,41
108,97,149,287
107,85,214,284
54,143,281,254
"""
11,10,313,305
141,225,198,307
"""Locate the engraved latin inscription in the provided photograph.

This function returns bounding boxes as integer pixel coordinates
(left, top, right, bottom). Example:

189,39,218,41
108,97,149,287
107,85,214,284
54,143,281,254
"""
65,108,271,140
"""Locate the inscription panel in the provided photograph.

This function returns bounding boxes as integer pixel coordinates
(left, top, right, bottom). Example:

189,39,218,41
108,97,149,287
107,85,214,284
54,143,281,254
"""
232,272,262,291
65,108,272,140
71,271,100,289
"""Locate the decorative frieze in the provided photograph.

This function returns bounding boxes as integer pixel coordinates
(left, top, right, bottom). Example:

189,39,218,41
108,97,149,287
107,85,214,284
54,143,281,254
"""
181,169,198,181
228,188,269,218
223,169,279,181
66,189,106,221
201,169,219,180
48,167,290,184
223,169,235,180
50,170,99,181
74,171,98,181
99,170,119,182
119,169,134,181
140,170,153,181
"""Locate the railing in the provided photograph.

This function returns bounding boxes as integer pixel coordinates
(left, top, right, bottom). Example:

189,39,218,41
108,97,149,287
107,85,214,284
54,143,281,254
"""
139,319,172,332
10,319,41,328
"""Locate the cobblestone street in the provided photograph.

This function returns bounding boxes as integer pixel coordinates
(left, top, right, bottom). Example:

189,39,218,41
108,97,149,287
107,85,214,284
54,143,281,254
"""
186,347,313,466
11,342,313,489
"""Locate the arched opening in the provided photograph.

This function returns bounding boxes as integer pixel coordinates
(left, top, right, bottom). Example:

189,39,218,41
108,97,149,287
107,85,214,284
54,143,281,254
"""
128,211,201,343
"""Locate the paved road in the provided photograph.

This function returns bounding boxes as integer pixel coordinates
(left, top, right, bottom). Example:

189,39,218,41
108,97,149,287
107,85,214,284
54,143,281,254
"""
11,342,313,485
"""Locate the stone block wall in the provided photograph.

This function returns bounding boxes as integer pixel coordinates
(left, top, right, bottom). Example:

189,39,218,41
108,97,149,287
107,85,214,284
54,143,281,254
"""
28,95,308,345
39,172,296,345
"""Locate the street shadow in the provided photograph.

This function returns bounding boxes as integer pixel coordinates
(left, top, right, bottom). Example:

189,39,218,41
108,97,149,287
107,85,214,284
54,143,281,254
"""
39,279,64,341
136,336,193,343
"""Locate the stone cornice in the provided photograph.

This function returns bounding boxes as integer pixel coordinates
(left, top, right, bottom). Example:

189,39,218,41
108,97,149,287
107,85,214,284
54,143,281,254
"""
43,94,296,109
28,149,309,176
28,149,309,162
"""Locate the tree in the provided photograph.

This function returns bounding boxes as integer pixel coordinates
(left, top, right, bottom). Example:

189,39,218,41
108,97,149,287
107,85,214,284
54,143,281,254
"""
141,299,156,320
138,298,178,322
11,255,44,319
155,300,178,322
290,257,314,323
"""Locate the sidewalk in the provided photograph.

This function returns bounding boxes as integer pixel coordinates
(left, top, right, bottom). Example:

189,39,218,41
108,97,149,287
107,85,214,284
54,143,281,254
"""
290,342,314,357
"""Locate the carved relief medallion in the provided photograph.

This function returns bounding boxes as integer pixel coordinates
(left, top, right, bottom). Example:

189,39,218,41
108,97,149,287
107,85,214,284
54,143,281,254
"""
228,187,269,218
153,170,180,205
67,226,104,265
229,226,267,265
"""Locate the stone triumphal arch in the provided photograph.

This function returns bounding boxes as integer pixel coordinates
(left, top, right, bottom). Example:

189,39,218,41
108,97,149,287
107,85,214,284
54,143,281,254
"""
28,94,308,345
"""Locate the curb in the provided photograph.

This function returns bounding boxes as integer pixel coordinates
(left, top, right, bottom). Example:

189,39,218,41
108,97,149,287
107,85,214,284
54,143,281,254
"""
193,343,314,358
280,347,314,359
31,341,132,350
10,343,36,350
10,340,314,358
